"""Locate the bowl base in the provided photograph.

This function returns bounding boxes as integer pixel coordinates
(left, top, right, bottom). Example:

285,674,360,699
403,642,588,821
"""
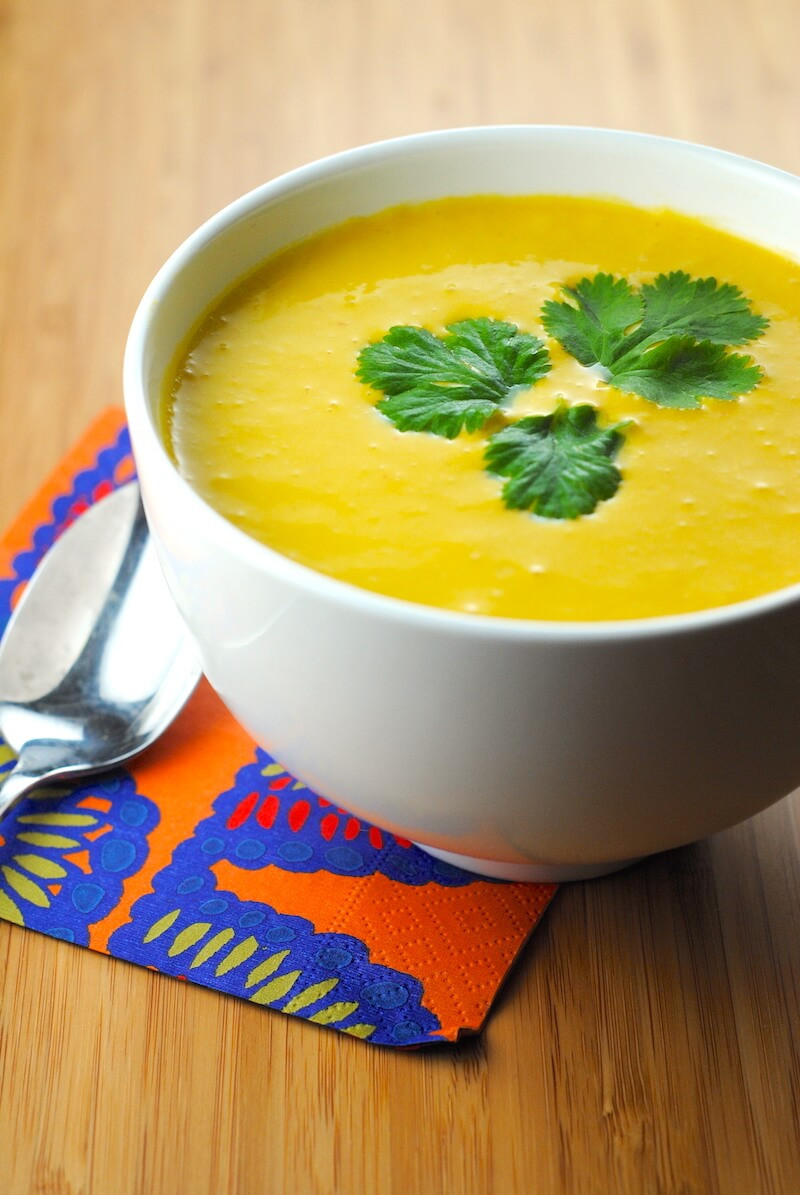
415,843,644,882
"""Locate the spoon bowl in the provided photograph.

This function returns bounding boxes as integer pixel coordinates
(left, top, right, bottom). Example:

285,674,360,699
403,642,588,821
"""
0,481,202,817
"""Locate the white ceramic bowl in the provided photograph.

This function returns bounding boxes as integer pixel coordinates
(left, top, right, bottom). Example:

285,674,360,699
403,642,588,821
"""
124,126,800,881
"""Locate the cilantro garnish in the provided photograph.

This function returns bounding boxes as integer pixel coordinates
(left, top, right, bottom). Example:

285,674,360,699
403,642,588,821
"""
541,271,767,408
484,402,628,519
355,270,768,521
356,318,551,438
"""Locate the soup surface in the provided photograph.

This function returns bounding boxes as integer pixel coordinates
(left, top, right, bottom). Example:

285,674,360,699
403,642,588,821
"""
164,195,800,620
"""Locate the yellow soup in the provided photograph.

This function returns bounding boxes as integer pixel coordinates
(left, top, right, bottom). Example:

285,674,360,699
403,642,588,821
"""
164,196,800,621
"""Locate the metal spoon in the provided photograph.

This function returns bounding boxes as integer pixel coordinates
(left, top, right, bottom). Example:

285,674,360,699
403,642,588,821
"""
0,481,202,819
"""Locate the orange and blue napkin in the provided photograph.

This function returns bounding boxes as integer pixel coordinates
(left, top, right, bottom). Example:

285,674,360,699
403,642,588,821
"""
0,410,556,1045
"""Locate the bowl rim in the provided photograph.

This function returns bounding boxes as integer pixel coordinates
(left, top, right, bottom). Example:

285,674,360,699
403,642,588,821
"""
123,123,800,643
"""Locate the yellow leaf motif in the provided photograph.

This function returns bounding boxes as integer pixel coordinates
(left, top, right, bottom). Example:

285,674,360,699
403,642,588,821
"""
1,865,50,907
215,935,259,976
17,812,97,827
16,832,80,849
190,928,235,968
342,1024,377,1039
307,1001,360,1026
13,854,67,880
168,922,212,957
249,970,302,1005
143,908,182,943
283,978,340,1014
0,889,24,926
244,950,291,988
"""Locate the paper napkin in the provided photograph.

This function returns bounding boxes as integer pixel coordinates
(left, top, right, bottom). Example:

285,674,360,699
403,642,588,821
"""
0,410,556,1046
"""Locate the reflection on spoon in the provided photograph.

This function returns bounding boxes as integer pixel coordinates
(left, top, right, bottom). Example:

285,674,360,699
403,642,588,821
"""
0,482,202,819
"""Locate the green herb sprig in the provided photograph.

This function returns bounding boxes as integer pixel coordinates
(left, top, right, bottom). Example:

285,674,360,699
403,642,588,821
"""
356,272,769,520
484,402,628,519
356,318,550,439
541,271,767,408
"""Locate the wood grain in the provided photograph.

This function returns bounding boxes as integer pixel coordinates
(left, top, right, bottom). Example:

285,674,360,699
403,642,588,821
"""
2,1,800,1191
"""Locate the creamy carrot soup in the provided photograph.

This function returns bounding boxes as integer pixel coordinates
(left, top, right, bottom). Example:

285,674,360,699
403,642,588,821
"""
163,196,800,620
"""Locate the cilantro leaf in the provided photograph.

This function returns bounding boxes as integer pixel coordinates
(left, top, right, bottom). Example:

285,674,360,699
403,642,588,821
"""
444,318,552,388
357,318,550,439
542,272,767,407
484,402,628,519
376,387,499,437
611,335,763,409
635,271,769,346
541,274,643,367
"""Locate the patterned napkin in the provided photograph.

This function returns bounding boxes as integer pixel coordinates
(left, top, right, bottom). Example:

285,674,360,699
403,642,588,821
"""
0,410,556,1046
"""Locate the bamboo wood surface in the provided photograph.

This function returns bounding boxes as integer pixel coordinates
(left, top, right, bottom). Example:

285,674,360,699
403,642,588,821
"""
1,1,800,1192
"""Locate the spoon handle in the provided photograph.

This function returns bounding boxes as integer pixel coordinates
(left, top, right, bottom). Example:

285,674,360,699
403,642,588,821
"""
0,760,53,819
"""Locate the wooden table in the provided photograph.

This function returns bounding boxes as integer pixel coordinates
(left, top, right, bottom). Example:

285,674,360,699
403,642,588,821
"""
1,2,799,1191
